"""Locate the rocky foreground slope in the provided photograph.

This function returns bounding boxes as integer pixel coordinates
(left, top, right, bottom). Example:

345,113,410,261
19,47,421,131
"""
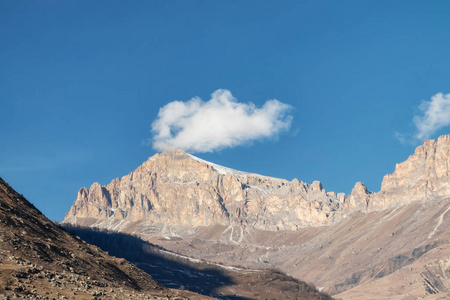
0,177,209,299
63,134,450,299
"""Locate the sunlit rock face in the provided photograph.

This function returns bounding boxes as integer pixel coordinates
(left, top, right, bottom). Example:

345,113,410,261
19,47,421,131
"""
65,149,345,230
371,135,450,209
65,135,450,231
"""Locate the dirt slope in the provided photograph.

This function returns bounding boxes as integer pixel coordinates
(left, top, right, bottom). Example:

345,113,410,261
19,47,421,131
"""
0,177,210,299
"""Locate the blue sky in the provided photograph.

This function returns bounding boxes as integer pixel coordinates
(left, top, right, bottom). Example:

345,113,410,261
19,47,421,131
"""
1,1,450,221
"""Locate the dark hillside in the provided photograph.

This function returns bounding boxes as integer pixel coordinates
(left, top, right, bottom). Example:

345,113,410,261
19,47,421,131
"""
0,177,208,299
64,224,334,300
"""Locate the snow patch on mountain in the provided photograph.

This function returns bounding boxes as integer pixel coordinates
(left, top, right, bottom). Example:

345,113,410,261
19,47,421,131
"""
188,154,250,177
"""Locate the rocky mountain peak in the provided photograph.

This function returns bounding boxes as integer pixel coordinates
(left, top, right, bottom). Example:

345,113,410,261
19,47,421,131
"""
372,134,450,209
381,135,450,191
351,182,370,195
157,148,192,161
310,180,324,191
64,148,346,230
342,182,371,212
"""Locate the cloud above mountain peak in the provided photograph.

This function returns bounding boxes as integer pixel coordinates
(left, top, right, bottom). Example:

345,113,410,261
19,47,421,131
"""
151,89,293,153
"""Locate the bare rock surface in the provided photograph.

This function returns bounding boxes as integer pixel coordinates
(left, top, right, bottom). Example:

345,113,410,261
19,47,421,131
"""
371,135,450,210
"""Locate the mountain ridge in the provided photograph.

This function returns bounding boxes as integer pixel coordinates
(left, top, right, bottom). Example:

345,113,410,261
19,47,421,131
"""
64,148,345,230
64,134,450,230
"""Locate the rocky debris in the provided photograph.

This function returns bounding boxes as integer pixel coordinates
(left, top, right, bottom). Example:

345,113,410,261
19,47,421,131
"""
421,257,450,294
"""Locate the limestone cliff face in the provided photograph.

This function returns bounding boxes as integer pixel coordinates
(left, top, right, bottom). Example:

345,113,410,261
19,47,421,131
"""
371,135,450,209
65,150,345,230
64,135,450,230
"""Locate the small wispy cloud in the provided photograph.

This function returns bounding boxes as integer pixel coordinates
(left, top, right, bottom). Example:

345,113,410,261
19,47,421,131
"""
151,89,293,153
396,92,450,144
394,131,411,145
413,92,450,140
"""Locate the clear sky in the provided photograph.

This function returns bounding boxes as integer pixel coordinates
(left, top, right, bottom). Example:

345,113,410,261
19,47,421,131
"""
1,1,450,221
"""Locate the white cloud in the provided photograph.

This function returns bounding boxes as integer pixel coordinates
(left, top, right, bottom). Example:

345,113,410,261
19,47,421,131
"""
413,93,450,140
151,89,293,153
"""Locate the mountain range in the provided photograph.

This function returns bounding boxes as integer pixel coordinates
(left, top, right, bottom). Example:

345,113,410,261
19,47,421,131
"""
62,135,450,299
